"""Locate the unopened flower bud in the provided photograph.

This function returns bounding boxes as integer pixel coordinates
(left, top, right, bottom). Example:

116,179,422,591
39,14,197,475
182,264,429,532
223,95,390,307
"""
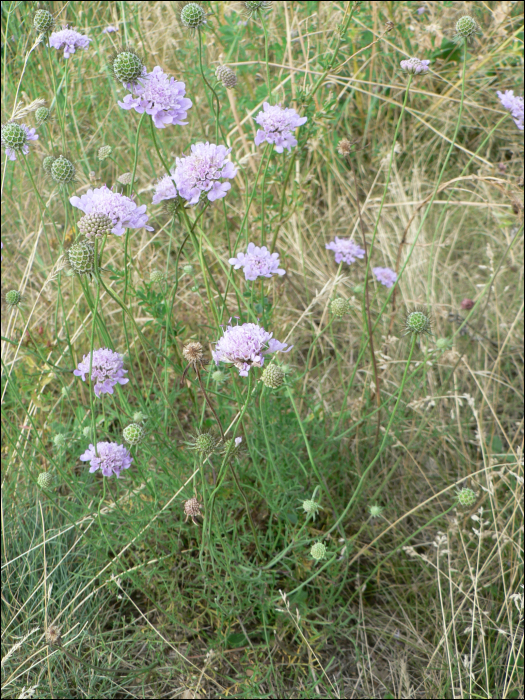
404,309,432,336
310,542,327,561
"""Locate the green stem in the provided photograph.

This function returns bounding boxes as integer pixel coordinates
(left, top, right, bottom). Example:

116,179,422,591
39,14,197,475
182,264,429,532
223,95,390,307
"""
124,112,147,303
261,13,271,101
198,29,221,144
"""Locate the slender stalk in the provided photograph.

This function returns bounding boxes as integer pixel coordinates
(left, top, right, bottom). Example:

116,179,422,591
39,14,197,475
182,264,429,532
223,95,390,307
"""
260,14,271,101
198,30,221,143
124,112,147,303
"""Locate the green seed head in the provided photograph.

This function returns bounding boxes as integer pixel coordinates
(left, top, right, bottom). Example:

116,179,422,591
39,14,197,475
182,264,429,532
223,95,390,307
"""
35,107,50,124
82,426,91,438
436,337,451,350
261,364,285,389
330,297,350,318
2,122,27,151
37,471,54,489
368,504,384,519
43,155,55,173
221,437,244,459
5,290,22,308
455,15,480,42
66,238,96,276
133,411,147,423
53,433,66,449
301,499,322,519
163,198,180,217
183,264,194,275
123,423,145,446
112,50,145,85
215,65,238,89
98,145,112,161
404,309,432,336
457,487,477,508
78,212,113,238
243,0,273,14
33,9,55,33
149,269,165,283
191,432,218,456
180,3,207,29
50,155,76,185
310,542,327,561
212,370,226,383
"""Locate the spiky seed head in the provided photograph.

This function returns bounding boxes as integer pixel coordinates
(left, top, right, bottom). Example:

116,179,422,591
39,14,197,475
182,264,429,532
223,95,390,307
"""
183,341,204,364
183,497,203,523
331,297,350,317
2,122,27,151
301,499,323,519
123,423,145,446
190,432,217,456
183,264,194,275
98,145,112,161
243,0,273,15
35,107,50,124
34,9,55,33
436,337,451,350
53,433,66,449
78,212,113,238
37,471,54,489
221,437,244,459
112,50,145,85
404,309,432,336
454,15,480,42
149,269,164,283
216,65,238,89
43,155,56,173
368,504,384,518
5,290,22,308
261,364,285,389
45,625,62,647
180,3,207,29
164,198,180,217
132,411,147,423
66,238,96,276
456,487,477,508
50,155,75,185
337,138,353,157
212,369,226,383
310,542,327,561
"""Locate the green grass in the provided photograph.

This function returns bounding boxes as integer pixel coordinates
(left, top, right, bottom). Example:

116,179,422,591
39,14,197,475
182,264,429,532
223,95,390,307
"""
1,1,524,698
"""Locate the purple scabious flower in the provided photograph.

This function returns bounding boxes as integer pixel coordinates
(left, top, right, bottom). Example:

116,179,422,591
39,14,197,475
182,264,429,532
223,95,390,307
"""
102,25,118,33
118,66,192,129
1,123,38,161
213,322,292,376
70,185,153,236
229,242,286,281
325,237,365,266
73,347,129,397
49,26,91,58
80,441,133,477
254,102,307,153
174,142,237,204
400,57,430,75
372,266,397,288
417,6,426,14
152,170,178,204
496,90,524,131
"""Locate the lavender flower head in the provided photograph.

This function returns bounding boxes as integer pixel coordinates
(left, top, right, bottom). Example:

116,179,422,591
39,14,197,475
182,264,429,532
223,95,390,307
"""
102,25,118,33
70,185,153,236
497,90,524,131
325,237,365,266
1,123,38,161
49,26,91,58
229,242,285,281
118,66,192,129
152,170,178,204
372,266,397,288
400,57,430,75
254,102,307,153
174,142,237,204
73,347,129,397
80,441,132,478
213,322,292,376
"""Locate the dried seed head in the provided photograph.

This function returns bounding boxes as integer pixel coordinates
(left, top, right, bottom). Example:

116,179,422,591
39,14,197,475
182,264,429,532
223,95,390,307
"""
190,432,218,456
66,238,96,276
35,106,51,124
337,138,353,157
112,50,145,85
403,309,432,336
301,498,323,519
50,155,76,185
183,497,203,523
180,3,207,29
117,172,133,185
149,269,165,283
37,472,54,489
53,433,66,449
183,341,204,364
261,364,285,388
43,155,55,173
34,9,55,34
78,212,113,239
4,289,22,308
98,145,112,161
456,487,477,508
368,504,384,518
310,542,327,561
45,625,62,646
330,297,350,317
216,65,238,89
454,15,481,43
123,423,145,446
